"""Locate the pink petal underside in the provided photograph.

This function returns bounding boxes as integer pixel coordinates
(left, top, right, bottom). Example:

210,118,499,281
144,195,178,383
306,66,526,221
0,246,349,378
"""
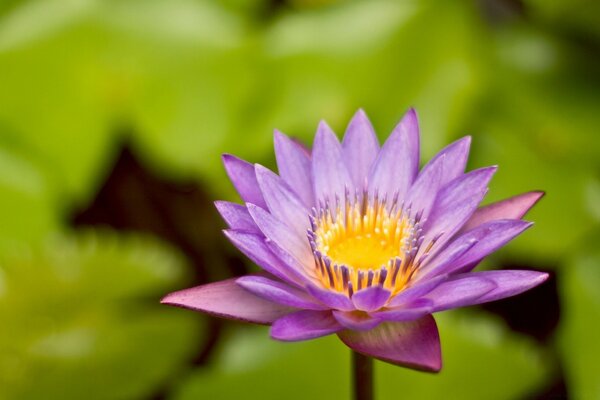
161,277,294,325
274,130,315,207
338,315,442,372
342,109,380,190
236,275,327,310
460,191,545,233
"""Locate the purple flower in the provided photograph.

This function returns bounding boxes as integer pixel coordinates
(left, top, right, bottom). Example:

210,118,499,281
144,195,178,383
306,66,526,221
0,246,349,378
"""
162,109,548,372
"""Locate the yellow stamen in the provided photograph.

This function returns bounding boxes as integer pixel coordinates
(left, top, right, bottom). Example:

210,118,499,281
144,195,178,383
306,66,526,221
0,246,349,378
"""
310,196,417,296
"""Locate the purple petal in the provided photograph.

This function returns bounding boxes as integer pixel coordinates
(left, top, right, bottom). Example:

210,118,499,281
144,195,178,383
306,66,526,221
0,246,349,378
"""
332,310,381,331
222,154,267,208
424,275,497,312
419,219,532,279
423,136,471,189
419,166,497,260
342,109,380,190
214,201,259,233
338,316,442,372
306,285,355,311
161,278,293,325
387,274,448,307
236,275,326,310
371,299,433,322
312,121,354,205
461,191,545,232
404,151,443,220
247,203,313,266
255,164,311,238
368,108,419,204
271,310,343,341
223,230,307,287
274,130,315,207
351,286,391,312
454,270,549,305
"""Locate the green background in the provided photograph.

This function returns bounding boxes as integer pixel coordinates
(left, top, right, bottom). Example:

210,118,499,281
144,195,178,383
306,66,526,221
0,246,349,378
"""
0,0,598,398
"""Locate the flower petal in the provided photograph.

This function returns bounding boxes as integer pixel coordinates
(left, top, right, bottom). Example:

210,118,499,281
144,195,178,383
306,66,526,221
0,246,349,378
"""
223,230,307,286
274,130,315,207
424,275,497,312
368,108,419,204
214,201,260,233
419,166,497,259
404,152,443,220
255,164,311,238
387,274,448,307
371,299,433,322
312,121,354,206
351,286,391,312
236,275,327,310
337,315,442,372
342,109,380,190
161,278,293,325
222,154,267,208
306,284,355,311
419,219,532,279
332,310,381,331
424,136,471,189
454,270,549,305
271,310,343,341
247,203,312,265
461,191,545,232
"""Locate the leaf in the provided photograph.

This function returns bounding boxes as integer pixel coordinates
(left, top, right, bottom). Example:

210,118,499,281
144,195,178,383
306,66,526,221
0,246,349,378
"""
0,231,203,400
171,312,551,400
558,232,600,400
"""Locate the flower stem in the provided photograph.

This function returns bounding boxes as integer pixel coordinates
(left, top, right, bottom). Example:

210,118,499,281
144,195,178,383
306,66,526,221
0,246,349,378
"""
352,351,374,400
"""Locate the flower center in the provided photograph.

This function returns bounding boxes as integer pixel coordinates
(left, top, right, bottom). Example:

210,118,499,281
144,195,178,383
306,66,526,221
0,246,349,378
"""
308,194,421,296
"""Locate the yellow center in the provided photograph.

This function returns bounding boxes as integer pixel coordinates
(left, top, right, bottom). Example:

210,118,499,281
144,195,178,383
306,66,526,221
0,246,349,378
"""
310,197,415,295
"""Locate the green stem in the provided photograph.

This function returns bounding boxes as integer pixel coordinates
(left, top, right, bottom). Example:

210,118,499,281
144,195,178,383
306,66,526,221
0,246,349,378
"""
352,351,374,400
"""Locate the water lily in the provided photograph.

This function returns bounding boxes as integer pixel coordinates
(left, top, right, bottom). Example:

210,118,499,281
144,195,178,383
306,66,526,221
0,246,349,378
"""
162,109,548,372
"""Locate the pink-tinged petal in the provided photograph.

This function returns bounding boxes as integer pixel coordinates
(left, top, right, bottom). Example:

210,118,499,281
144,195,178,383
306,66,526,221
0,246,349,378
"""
247,203,312,265
371,299,433,322
404,152,443,220
419,219,532,279
387,275,448,307
222,154,267,208
161,278,293,325
368,108,419,204
424,275,497,312
312,121,354,205
419,167,497,258
236,275,327,310
215,201,259,233
332,310,381,331
274,130,315,207
271,310,343,341
338,315,442,372
306,285,355,311
455,270,549,305
424,136,471,189
342,109,380,189
351,286,391,312
461,191,545,232
223,230,307,287
255,164,311,237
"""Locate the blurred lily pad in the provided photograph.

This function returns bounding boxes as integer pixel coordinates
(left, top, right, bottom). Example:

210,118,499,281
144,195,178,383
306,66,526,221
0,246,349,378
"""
171,312,551,400
558,232,600,400
0,230,203,400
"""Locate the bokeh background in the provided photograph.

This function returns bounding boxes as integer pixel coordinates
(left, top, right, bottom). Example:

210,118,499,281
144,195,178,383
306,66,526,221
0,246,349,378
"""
0,0,598,399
